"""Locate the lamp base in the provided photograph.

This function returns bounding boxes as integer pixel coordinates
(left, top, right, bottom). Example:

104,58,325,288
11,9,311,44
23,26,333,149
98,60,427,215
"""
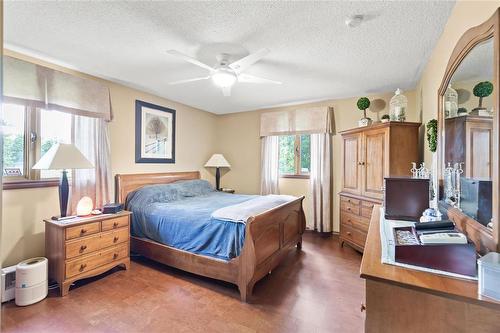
215,167,221,191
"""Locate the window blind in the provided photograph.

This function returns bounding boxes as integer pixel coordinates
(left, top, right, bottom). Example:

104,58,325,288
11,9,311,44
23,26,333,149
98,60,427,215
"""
260,106,334,137
3,55,112,121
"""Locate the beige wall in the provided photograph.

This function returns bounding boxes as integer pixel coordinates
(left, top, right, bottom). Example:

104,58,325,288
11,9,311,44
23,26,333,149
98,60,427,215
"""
417,1,499,165
216,90,418,232
1,50,218,267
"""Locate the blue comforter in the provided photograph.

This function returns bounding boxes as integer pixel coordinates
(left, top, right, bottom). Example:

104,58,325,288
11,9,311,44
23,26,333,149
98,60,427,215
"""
126,180,256,261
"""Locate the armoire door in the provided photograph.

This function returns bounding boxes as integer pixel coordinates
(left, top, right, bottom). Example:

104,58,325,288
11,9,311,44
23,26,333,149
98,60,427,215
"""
342,133,362,195
362,128,388,200
466,123,492,179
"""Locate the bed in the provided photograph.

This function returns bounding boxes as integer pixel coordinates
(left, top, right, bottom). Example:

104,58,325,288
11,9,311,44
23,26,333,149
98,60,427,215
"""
115,171,306,301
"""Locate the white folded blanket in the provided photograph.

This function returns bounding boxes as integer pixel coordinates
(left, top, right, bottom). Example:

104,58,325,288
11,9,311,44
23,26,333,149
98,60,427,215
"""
211,194,298,224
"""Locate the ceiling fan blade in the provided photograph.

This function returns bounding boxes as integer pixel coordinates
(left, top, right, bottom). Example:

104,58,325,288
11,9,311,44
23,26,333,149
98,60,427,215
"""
167,50,215,72
238,73,282,85
222,86,232,97
168,76,210,85
228,48,270,73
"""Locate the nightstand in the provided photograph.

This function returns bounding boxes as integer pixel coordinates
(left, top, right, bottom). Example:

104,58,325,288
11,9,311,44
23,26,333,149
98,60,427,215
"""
220,188,235,194
44,211,132,296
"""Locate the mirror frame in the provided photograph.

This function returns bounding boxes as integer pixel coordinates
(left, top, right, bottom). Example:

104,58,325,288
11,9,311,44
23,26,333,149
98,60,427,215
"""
437,9,500,254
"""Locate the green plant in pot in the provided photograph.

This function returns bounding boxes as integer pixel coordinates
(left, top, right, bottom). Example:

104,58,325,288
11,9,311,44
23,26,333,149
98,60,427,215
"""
471,81,493,116
381,114,390,123
357,97,372,127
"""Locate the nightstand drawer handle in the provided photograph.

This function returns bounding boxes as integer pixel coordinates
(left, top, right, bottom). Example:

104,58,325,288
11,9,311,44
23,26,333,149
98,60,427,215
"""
79,245,87,253
347,231,352,236
80,229,87,235
348,219,352,223
79,263,87,272
113,222,119,228
113,236,119,243
113,253,118,259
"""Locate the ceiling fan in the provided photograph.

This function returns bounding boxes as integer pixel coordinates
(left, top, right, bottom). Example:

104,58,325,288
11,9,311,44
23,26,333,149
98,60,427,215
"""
167,48,282,97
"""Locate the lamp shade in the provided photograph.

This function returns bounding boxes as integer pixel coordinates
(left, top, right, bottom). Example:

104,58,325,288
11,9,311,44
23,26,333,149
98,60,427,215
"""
32,143,94,170
204,154,230,168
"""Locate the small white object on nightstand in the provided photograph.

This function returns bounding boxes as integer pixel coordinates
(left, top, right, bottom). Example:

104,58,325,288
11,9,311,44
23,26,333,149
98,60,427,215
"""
478,252,500,301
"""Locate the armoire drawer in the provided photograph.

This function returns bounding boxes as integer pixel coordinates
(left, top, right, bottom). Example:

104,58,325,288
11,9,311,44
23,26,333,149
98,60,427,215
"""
341,212,369,233
340,200,361,215
361,201,377,219
340,224,367,248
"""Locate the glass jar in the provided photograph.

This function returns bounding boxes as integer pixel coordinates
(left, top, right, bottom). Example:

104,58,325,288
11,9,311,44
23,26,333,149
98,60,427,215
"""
389,88,408,121
444,84,458,118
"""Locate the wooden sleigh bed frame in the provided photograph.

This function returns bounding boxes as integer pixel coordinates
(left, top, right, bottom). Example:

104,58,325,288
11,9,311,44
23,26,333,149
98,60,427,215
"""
115,171,306,301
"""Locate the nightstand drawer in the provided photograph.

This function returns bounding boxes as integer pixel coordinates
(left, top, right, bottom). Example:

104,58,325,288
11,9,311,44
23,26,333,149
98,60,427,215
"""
66,222,100,240
340,200,360,215
101,216,129,231
100,227,129,249
65,243,128,279
340,224,367,248
65,234,101,259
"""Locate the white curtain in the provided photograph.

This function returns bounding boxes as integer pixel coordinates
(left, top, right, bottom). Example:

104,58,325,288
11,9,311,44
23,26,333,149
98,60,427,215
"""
260,136,280,195
309,133,332,232
69,115,112,214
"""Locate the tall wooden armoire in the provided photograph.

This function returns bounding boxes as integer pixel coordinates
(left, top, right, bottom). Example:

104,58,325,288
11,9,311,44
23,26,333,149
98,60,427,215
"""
339,122,421,251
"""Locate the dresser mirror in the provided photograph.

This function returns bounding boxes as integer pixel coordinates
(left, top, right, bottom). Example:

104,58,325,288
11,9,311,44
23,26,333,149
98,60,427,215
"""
438,10,499,253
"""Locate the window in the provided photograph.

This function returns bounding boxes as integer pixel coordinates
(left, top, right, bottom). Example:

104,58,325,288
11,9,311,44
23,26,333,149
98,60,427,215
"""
2,103,72,187
279,134,311,177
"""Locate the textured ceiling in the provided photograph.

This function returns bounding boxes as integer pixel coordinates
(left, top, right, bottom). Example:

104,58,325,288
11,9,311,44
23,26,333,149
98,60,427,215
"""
5,1,455,114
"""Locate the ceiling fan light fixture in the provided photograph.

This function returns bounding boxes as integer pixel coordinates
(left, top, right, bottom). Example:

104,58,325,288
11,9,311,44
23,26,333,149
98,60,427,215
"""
211,69,237,88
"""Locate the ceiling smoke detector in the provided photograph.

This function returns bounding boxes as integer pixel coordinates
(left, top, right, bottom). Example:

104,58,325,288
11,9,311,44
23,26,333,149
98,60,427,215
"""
345,15,364,28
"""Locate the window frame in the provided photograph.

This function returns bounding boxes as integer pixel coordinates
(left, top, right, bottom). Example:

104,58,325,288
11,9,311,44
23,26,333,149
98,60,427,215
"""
279,134,310,179
2,104,61,190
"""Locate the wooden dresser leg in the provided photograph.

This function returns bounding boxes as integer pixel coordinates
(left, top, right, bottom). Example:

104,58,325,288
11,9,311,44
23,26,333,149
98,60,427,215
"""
296,240,302,250
123,258,131,270
60,281,71,296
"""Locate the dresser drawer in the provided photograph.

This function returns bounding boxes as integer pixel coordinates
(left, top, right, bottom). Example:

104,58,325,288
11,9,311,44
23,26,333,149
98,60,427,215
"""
65,234,101,259
65,243,128,279
340,200,360,215
340,196,360,206
100,227,129,249
340,224,367,248
361,201,376,219
101,216,129,231
341,212,369,233
66,222,100,240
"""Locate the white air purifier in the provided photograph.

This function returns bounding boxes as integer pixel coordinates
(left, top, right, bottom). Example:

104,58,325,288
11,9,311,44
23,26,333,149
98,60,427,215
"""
1,265,16,303
15,257,48,306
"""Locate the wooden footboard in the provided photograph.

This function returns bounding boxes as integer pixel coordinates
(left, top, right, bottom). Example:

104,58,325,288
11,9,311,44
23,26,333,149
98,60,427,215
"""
237,196,306,301
116,172,306,302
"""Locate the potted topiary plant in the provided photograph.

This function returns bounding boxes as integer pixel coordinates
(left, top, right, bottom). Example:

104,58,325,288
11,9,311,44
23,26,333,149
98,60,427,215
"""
381,114,390,123
471,81,493,116
357,97,372,127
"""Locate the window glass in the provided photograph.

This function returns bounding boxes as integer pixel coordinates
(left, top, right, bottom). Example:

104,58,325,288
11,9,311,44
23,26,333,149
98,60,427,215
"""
40,110,72,178
300,134,311,174
2,104,25,176
279,135,295,175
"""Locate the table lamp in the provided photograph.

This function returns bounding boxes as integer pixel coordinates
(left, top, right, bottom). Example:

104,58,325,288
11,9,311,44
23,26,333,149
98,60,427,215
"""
204,154,230,190
33,143,94,220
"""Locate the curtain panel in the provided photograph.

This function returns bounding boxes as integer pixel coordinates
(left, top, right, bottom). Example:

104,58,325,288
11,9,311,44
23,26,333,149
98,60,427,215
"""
3,56,112,121
260,136,280,195
260,106,334,137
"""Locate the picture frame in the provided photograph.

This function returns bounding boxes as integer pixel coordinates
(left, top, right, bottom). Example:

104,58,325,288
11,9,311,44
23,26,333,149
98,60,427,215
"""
135,100,176,163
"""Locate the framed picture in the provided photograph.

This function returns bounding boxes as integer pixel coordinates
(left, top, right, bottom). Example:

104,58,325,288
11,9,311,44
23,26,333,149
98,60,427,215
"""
135,100,176,163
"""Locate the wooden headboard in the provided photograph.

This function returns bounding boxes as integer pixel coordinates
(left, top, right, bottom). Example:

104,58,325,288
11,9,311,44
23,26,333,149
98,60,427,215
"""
115,171,200,203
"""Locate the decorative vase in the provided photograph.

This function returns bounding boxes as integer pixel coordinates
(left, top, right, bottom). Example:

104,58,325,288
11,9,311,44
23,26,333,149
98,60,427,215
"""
444,84,458,118
358,118,372,127
389,89,407,122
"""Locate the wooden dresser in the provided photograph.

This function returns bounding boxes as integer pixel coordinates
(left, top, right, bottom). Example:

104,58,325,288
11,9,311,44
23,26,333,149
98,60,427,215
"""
339,122,420,251
361,206,500,332
44,211,132,296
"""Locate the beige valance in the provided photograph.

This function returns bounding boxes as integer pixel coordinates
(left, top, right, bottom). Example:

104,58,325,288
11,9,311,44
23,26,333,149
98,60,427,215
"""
260,106,334,137
3,56,112,121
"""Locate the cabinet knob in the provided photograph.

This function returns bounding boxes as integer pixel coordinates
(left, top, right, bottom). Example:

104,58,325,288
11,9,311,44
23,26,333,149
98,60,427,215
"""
80,229,87,234
360,303,366,312
79,263,87,272
347,231,352,236
113,253,118,259
348,219,352,223
79,245,87,253
113,222,119,228
113,236,119,243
